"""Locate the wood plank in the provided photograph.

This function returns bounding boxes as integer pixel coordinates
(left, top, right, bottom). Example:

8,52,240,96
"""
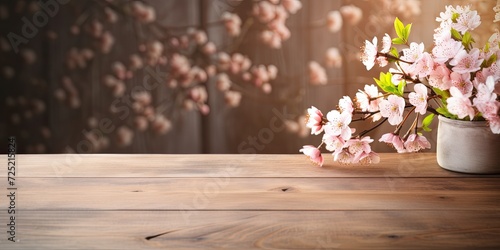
3,178,500,211
2,153,498,178
2,210,500,249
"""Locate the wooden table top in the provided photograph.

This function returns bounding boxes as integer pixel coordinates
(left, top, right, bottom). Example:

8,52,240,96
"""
1,153,500,249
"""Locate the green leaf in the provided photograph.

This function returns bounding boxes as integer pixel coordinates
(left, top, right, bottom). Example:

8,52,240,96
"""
397,80,406,96
484,42,490,53
374,72,401,96
422,113,435,132
450,28,462,41
404,23,412,40
432,87,450,104
394,17,405,40
482,53,497,68
389,47,399,58
392,37,405,45
436,107,458,119
462,31,474,50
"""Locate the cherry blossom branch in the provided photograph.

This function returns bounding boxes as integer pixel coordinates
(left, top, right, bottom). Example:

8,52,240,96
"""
357,118,388,138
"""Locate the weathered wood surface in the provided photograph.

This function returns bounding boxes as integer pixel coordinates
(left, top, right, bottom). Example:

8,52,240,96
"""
1,153,500,249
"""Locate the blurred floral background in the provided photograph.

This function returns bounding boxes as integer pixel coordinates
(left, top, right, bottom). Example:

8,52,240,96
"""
0,0,498,154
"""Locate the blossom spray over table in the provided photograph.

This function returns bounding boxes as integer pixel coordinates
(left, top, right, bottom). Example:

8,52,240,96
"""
301,5,500,167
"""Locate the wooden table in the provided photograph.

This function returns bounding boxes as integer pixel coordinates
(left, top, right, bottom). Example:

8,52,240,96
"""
1,153,500,249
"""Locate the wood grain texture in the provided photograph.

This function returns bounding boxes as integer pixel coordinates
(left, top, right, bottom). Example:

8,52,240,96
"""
2,153,498,178
5,211,500,249
1,154,499,249
8,178,500,211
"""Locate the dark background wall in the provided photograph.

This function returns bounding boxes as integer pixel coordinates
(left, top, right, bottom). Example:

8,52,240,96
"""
1,0,495,154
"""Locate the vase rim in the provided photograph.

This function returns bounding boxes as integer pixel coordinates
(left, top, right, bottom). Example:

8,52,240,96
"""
438,115,489,127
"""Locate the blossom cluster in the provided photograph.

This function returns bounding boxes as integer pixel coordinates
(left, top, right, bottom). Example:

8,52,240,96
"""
301,5,500,167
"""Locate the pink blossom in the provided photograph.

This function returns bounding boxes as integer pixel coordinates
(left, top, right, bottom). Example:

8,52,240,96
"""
134,116,149,131
339,96,354,114
300,145,324,167
99,31,114,54
112,82,126,98
112,61,127,80
409,83,428,115
333,149,354,164
116,126,134,146
217,52,231,71
495,4,500,23
325,110,352,140
401,42,424,63
251,65,271,86
273,5,289,21
449,48,483,74
358,151,380,164
325,47,342,68
379,95,405,125
376,56,388,67
88,20,103,38
361,37,377,70
132,91,152,106
379,133,406,153
193,30,208,45
198,104,210,115
400,42,424,75
355,84,383,121
306,106,325,135
105,7,118,23
224,91,242,107
151,115,172,135
260,30,282,49
428,64,451,90
339,5,362,26
326,11,343,33
129,54,143,70
284,120,300,133
270,20,291,40
432,31,464,63
205,65,216,77
381,33,392,54
450,72,473,95
473,76,499,120
345,136,373,160
201,42,217,56
452,10,481,33
488,116,500,134
131,1,156,23
216,73,231,91
308,61,327,85
253,1,276,23
404,134,431,152
192,67,208,83
261,83,272,94
190,86,208,103
413,52,434,77
282,0,302,14
222,12,242,37
170,53,190,75
322,133,345,152
480,63,500,87
447,86,475,120
474,76,498,104
267,65,278,79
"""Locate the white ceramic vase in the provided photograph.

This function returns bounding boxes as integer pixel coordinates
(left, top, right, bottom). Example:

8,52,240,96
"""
436,115,500,174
